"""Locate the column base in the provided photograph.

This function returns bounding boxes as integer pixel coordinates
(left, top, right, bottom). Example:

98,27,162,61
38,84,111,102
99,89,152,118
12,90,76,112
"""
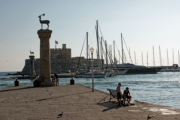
33,79,54,87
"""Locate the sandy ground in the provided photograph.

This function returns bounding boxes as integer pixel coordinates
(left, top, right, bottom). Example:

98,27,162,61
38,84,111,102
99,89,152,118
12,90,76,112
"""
0,84,180,120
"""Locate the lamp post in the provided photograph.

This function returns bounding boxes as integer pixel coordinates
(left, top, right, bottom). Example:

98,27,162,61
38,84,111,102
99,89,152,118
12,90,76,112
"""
90,47,94,92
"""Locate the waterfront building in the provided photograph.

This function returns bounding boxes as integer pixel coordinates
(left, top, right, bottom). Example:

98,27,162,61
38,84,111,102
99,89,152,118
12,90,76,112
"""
21,44,103,75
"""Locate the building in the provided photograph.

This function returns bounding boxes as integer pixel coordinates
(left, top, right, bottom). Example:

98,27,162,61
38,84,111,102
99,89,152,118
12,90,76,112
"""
51,44,71,59
21,44,104,75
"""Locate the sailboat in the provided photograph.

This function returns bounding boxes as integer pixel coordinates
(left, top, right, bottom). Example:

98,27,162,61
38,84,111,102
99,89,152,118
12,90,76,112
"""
116,33,158,74
159,48,180,72
108,40,128,76
76,21,107,78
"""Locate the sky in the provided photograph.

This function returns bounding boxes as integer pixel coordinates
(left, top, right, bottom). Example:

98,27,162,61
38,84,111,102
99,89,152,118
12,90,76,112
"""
1,0,180,72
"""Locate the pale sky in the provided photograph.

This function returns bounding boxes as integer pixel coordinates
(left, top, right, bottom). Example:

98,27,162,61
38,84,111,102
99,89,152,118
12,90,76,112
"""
1,0,180,72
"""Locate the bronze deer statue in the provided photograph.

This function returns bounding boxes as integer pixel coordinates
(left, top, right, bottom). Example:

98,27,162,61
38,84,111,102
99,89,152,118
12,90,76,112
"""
38,13,50,29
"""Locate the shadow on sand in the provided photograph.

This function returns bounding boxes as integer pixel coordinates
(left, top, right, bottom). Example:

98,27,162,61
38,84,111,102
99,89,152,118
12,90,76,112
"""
97,97,135,112
36,91,91,102
0,86,34,93
97,100,121,112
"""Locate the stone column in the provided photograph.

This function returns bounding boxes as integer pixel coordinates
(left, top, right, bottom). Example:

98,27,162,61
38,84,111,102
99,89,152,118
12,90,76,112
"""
29,55,36,77
37,29,52,85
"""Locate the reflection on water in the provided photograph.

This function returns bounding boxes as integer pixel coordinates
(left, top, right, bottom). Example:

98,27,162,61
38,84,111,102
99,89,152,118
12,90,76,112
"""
1,72,180,109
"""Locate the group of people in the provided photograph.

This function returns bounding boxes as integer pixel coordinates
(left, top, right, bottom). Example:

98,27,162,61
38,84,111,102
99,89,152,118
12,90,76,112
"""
116,82,131,106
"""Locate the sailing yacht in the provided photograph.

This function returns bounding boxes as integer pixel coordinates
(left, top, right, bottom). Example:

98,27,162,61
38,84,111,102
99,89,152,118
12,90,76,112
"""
117,33,158,74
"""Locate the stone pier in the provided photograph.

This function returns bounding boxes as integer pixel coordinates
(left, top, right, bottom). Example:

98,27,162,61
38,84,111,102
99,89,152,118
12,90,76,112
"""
37,29,52,86
29,55,36,77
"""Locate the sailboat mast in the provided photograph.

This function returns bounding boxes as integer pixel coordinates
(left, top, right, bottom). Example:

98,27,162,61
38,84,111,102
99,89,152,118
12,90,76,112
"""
159,46,162,66
128,48,133,63
134,51,136,64
118,50,121,64
153,46,155,66
96,20,100,60
167,48,169,66
86,32,89,69
178,50,180,66
147,51,148,66
105,40,108,67
109,45,113,66
141,52,144,65
113,40,116,65
95,20,101,69
172,48,174,64
100,37,104,69
100,37,103,60
121,33,124,64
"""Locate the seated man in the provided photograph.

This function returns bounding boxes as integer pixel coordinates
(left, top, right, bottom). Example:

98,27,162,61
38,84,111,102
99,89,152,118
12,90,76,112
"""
123,87,131,104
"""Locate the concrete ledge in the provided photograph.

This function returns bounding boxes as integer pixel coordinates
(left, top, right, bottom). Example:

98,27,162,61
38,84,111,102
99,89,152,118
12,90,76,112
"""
0,84,180,120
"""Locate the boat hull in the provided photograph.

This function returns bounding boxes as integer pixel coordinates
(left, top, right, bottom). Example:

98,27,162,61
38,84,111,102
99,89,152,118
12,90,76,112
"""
125,68,158,74
76,72,106,78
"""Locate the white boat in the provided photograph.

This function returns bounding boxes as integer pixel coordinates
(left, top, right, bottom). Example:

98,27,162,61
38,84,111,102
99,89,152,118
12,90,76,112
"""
160,64,180,72
76,70,107,78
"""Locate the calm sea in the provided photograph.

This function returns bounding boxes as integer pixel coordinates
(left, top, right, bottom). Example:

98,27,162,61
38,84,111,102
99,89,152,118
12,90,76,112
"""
1,72,180,109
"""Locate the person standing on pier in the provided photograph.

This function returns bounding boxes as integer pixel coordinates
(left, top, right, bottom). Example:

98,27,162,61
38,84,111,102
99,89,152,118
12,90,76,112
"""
14,79,19,86
54,73,59,86
116,82,122,106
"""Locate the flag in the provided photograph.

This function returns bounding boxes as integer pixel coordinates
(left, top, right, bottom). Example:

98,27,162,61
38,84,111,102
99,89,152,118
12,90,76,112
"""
55,40,58,44
30,51,34,54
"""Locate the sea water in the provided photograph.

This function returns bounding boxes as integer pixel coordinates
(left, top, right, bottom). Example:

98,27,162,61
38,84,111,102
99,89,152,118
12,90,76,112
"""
1,72,180,109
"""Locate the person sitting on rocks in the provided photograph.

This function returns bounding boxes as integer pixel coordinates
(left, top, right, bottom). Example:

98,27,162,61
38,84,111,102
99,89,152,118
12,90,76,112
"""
123,87,131,104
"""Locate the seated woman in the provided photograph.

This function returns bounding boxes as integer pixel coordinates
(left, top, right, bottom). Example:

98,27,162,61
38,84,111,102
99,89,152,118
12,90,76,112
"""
123,87,131,104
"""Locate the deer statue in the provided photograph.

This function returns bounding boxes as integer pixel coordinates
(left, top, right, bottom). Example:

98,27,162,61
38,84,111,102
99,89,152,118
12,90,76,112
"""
38,13,50,29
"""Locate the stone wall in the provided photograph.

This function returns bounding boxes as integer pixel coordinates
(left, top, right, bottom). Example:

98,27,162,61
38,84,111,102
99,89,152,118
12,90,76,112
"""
21,44,104,74
21,57,104,75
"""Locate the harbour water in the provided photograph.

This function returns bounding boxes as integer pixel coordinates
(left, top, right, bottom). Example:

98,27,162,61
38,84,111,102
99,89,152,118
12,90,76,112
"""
1,72,180,109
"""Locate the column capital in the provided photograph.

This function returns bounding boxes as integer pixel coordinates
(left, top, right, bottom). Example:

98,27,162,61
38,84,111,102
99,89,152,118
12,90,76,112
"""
37,29,52,38
29,55,35,59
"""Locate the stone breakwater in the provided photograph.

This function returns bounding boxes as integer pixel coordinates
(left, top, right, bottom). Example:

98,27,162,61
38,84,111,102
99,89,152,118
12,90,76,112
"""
0,84,180,120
